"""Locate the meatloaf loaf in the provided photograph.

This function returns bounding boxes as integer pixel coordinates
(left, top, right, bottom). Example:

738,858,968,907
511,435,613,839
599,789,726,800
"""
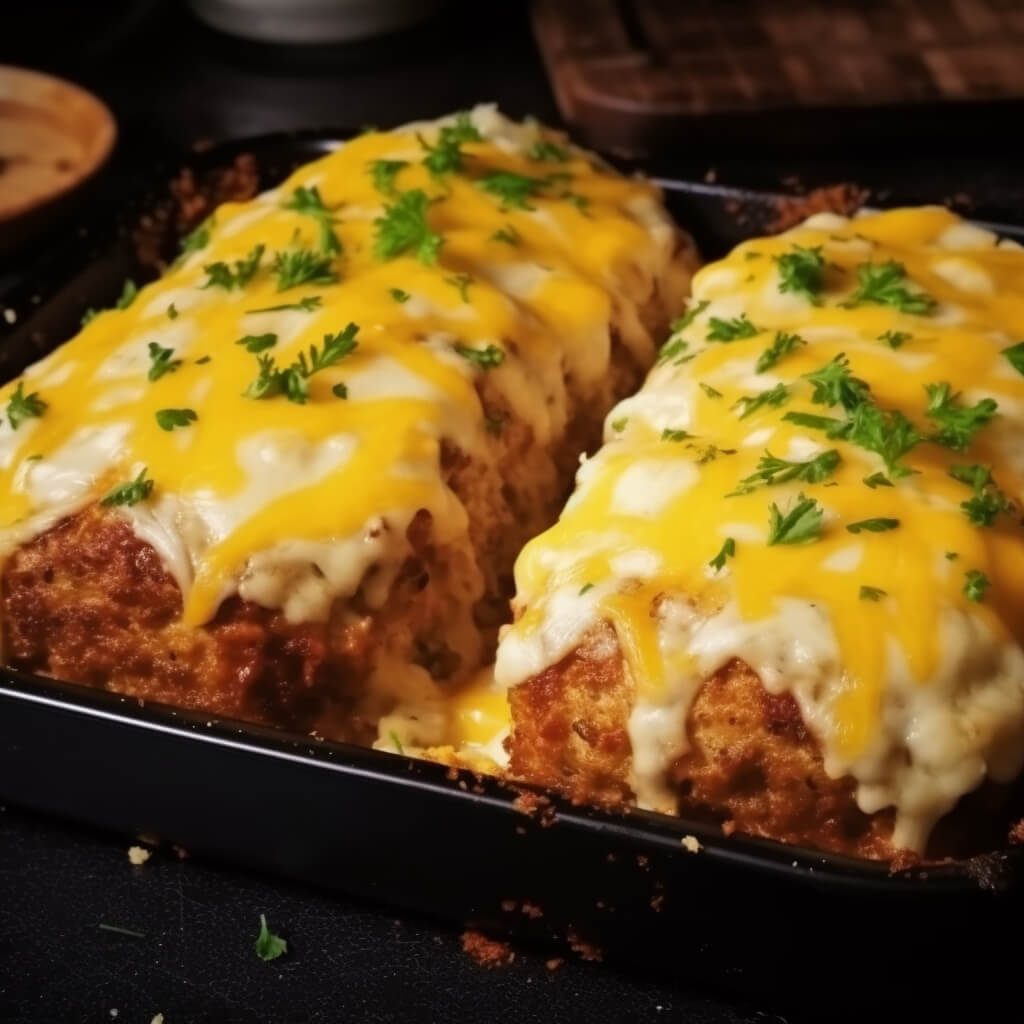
0,106,696,747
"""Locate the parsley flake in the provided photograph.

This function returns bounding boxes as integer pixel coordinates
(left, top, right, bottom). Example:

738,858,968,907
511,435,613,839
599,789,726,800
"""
389,730,405,754
368,159,408,195
964,569,990,603
803,353,869,412
155,408,197,431
707,313,759,342
611,417,628,433
477,171,545,210
282,185,341,255
101,467,153,507
373,189,443,264
245,323,359,403
925,382,997,451
775,245,824,303
662,428,694,442
419,112,481,177
529,139,569,162
733,382,790,419
847,260,936,314
246,296,323,314
948,464,1012,526
756,330,806,373
236,333,277,354
454,343,504,370
116,279,138,310
859,585,887,601
6,382,47,430
863,472,893,489
1001,341,1024,376
272,248,339,292
445,274,473,303
847,517,900,534
389,288,411,303
492,225,522,246
202,244,264,290
699,382,723,399
255,914,288,962
728,449,840,496
709,537,736,572
179,220,211,255
147,342,182,381
579,582,594,596
767,493,823,546
878,330,911,349
670,299,709,333
167,303,178,320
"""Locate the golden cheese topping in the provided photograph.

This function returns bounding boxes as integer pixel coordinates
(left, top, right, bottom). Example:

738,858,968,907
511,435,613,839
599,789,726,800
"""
0,107,682,636
496,207,1024,850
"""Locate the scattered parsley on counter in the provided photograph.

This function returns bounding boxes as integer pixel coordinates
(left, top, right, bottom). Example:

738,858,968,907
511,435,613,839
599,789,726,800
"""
155,408,197,431
1001,341,1024,376
767,493,823,545
846,260,936,314
528,139,569,162
878,330,910,349
272,248,339,291
492,225,522,246
964,569,990,603
756,330,806,372
670,299,709,333
775,245,824,303
728,449,839,496
369,159,409,195
101,467,153,507
147,342,182,382
847,517,900,534
707,313,759,342
6,382,47,430
255,915,288,962
373,189,443,264
925,382,997,451
477,171,545,210
709,537,736,572
454,343,504,370
235,333,277,353
247,296,323,314
202,244,264,290
859,586,887,601
282,185,342,255
733,382,790,419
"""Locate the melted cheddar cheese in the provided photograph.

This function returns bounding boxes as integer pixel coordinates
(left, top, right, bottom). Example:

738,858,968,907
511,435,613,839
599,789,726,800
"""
496,207,1024,851
0,105,684,676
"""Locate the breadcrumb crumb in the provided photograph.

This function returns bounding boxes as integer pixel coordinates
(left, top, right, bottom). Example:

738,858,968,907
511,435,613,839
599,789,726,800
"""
127,846,151,866
681,834,701,854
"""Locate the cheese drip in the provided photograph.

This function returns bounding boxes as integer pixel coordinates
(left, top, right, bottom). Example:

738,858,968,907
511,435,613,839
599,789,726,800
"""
0,106,682,630
496,207,1024,851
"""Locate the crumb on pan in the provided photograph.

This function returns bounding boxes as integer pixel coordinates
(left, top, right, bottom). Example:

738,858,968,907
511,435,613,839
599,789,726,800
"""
681,834,701,854
566,927,603,963
127,845,151,866
460,929,515,969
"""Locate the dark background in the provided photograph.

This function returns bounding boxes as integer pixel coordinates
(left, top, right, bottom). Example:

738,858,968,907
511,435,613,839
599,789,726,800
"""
0,3,1020,1022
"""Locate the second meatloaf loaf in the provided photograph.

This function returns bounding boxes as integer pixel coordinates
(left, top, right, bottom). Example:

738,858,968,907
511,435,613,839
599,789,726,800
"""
0,107,696,746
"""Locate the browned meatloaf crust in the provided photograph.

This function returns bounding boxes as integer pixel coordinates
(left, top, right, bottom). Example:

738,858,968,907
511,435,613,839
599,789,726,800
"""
507,623,1016,861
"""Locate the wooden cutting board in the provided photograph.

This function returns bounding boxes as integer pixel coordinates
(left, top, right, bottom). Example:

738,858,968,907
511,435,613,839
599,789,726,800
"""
532,0,1024,155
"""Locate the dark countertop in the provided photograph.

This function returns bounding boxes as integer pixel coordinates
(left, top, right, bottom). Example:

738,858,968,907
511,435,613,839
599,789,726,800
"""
0,5,1020,1022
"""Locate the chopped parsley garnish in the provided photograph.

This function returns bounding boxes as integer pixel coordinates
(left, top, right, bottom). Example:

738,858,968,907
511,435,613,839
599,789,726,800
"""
492,225,522,246
845,403,921,478
863,472,893,488
101,467,153,507
116,279,138,310
699,382,722,398
167,303,178,320
847,517,900,534
236,333,277,353
369,159,408,195
155,408,197,431
878,330,911,349
562,191,590,212
389,730,405,754
610,416,628,432
767,493,823,546
529,139,569,162
859,586,887,601
656,337,690,366
245,323,360,403
846,260,936,315
775,245,824,303
1001,341,1024,376
733,382,790,419
454,343,504,370
6,382,47,430
195,355,212,365
661,428,694,442
247,296,323,314
477,171,545,210
179,220,211,255
756,330,806,373
147,342,182,381
282,185,341,255
964,569,990,603
697,444,734,463
729,449,840,496
419,112,481,177
373,189,443,264
389,288,411,303
81,308,99,326
332,383,348,399
445,274,473,302
946,551,959,560
924,382,997,451
709,537,736,572
271,248,339,291
255,914,288,962
803,353,869,412
579,582,594,596
670,299,709,333
707,313,759,342
781,410,848,436
202,244,264,290
948,463,1012,526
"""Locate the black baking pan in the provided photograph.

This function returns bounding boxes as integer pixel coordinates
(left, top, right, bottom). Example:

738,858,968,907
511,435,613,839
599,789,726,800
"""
1,133,1022,1016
